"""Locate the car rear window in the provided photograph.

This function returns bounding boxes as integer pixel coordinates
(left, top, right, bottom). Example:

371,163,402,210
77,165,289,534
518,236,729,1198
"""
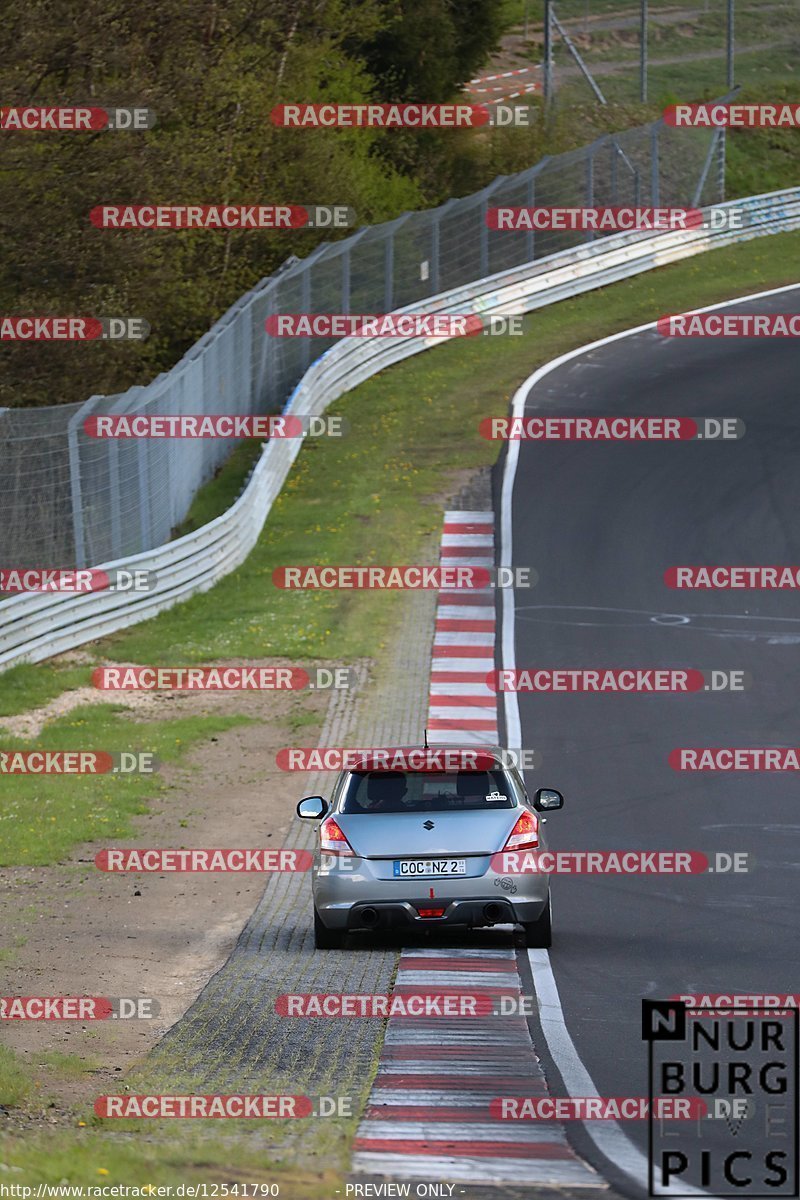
339,769,517,814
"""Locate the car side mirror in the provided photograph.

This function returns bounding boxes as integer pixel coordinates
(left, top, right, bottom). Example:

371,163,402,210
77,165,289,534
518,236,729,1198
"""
533,788,563,811
297,795,328,819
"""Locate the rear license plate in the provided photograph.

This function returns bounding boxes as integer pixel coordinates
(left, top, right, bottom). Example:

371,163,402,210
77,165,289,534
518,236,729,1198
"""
393,859,466,877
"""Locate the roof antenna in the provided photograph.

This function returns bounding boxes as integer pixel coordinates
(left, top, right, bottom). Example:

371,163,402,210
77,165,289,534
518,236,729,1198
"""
423,727,429,750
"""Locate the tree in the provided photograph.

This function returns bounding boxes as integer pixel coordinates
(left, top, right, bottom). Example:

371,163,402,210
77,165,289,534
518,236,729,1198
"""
358,0,506,101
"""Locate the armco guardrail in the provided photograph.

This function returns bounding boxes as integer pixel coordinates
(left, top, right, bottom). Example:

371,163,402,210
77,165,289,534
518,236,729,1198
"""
1,187,798,671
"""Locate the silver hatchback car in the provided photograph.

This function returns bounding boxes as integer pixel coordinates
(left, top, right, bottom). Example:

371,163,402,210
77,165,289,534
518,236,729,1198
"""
296,746,563,949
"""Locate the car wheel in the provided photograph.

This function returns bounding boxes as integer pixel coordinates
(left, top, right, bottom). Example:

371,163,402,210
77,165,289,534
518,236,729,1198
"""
521,895,552,948
313,906,347,949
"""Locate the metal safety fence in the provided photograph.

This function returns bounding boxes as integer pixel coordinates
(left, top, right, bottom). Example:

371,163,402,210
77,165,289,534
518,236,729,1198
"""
0,103,730,572
1,184,799,670
540,0,798,108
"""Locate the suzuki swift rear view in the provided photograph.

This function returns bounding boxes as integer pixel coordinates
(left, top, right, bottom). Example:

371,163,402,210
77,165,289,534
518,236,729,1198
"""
296,748,564,949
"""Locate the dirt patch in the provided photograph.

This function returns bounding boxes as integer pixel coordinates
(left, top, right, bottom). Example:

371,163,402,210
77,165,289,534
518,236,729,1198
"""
0,663,356,1112
0,654,343,739
0,685,153,739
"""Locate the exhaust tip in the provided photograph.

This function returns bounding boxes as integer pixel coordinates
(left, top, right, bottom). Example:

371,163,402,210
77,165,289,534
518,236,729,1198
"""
360,906,379,927
483,902,506,924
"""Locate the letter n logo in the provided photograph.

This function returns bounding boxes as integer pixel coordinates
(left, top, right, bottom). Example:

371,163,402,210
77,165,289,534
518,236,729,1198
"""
642,999,686,1042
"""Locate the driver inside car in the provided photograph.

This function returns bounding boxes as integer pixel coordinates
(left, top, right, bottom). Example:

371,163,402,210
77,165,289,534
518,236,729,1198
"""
358,772,410,812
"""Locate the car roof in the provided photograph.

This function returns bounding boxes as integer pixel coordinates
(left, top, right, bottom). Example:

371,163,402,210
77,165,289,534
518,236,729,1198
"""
342,745,512,772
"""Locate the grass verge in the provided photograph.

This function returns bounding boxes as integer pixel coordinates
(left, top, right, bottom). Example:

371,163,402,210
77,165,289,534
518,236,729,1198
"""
0,663,92,720
0,1046,31,1108
0,1130,342,1194
0,707,251,865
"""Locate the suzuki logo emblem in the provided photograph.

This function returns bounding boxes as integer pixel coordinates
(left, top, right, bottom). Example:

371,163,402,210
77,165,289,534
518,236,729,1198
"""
423,819,435,830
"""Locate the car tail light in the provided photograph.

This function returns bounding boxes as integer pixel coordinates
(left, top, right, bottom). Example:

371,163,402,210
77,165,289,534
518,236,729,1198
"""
502,809,539,851
319,816,354,855
417,906,446,919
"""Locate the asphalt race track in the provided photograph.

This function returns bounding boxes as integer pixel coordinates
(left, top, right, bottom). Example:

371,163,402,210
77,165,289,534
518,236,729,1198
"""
504,285,800,1194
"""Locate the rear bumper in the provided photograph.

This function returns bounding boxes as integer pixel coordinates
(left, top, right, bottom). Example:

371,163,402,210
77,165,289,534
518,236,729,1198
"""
317,893,548,932
312,849,550,930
